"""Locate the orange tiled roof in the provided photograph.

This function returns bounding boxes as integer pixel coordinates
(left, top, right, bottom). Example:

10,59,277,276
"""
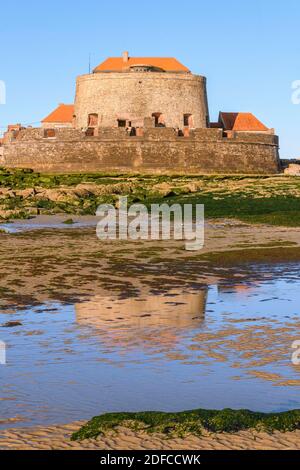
219,112,269,131
94,56,190,73
42,104,74,123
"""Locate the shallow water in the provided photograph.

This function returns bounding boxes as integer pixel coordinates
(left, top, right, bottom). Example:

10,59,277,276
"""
1,264,300,429
0,215,98,233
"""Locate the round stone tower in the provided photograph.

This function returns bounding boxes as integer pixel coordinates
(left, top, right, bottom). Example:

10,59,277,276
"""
74,52,209,130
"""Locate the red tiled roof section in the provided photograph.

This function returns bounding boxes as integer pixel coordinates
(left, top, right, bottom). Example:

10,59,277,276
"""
42,104,74,123
94,57,190,73
220,112,269,131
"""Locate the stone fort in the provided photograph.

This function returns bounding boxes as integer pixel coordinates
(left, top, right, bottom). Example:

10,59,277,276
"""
0,52,281,174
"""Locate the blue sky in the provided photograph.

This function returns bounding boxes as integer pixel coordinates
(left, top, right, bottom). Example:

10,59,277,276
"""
0,0,299,157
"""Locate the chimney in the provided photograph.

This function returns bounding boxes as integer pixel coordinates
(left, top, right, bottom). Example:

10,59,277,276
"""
123,51,129,63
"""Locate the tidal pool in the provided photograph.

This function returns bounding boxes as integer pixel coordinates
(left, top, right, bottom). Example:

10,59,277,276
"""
1,264,300,428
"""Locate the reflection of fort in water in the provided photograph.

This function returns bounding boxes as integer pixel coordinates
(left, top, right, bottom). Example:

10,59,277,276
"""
75,288,208,350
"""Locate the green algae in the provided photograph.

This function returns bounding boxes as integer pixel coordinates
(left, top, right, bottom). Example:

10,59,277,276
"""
1,167,300,226
71,408,300,440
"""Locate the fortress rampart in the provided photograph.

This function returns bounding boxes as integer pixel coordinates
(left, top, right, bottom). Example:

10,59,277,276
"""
0,126,280,174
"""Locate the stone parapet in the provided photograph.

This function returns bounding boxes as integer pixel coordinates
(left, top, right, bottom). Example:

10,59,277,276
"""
1,126,280,174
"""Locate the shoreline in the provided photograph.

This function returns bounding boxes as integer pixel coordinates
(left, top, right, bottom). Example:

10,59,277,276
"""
1,421,300,450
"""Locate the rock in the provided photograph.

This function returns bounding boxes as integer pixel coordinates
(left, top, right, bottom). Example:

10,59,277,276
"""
152,182,173,197
72,184,97,197
36,189,79,203
62,218,75,225
2,321,22,328
15,188,36,199
184,182,202,193
284,164,300,176
0,189,16,199
108,183,133,195
24,207,39,216
163,190,177,198
35,189,56,201
0,209,20,220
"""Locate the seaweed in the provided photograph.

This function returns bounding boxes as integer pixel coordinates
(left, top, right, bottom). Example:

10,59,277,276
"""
71,408,300,441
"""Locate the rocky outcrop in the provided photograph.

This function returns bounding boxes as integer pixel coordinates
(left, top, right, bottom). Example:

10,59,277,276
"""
284,164,300,176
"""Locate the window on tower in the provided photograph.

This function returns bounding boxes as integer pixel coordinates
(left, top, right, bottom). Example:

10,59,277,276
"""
152,113,165,127
88,113,98,127
184,114,193,128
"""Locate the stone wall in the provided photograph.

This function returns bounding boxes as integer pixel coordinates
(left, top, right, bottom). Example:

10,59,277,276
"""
74,72,209,129
0,127,280,174
42,122,73,129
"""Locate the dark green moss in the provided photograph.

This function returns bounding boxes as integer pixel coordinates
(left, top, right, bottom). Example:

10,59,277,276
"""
146,193,300,227
62,218,75,225
71,408,300,441
1,167,300,226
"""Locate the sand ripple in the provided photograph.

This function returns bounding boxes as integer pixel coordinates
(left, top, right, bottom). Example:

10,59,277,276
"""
1,422,300,450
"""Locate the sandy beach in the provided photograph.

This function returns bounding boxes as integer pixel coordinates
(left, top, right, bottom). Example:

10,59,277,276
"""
1,422,300,450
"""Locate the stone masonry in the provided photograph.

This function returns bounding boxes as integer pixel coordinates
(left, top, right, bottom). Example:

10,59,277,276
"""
0,125,280,174
74,72,209,129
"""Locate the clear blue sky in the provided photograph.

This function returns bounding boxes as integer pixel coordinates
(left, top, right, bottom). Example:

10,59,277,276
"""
1,0,299,157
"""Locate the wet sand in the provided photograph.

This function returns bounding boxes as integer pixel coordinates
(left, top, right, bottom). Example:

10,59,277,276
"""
1,422,300,450
0,217,300,311
1,217,300,450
